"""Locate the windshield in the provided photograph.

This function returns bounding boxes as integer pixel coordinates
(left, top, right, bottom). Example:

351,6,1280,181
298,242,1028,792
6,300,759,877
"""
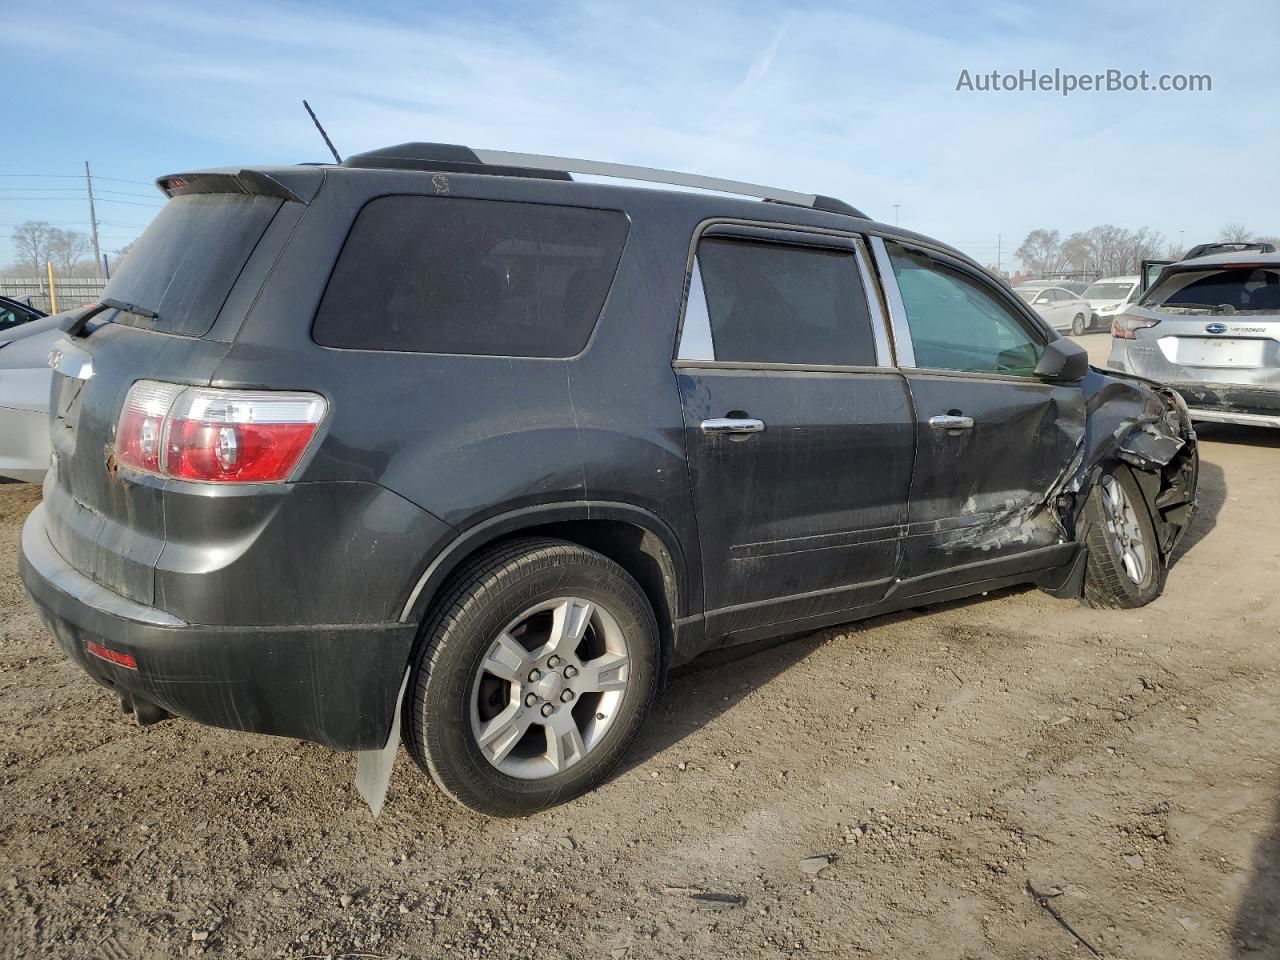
1083,282,1134,301
100,193,283,337
1144,267,1280,313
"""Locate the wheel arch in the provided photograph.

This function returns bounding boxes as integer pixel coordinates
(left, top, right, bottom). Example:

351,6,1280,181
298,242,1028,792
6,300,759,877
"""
399,501,691,680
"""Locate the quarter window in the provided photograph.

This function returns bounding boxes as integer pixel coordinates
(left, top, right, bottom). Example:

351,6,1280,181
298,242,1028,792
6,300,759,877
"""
887,244,1045,376
314,197,629,357
690,237,877,366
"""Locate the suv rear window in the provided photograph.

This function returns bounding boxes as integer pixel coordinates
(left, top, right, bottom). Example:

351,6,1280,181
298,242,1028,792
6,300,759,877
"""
1146,266,1280,313
102,193,283,337
313,197,629,357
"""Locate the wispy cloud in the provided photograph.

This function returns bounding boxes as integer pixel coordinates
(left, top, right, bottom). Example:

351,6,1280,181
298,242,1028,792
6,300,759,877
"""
2,0,1276,266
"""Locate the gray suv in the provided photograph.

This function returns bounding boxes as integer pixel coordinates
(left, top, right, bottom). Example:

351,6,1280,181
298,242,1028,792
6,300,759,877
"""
19,143,1197,816
1109,251,1280,428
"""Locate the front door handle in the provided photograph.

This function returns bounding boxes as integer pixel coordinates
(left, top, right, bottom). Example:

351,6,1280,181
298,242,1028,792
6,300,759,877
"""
928,414,975,431
701,417,765,435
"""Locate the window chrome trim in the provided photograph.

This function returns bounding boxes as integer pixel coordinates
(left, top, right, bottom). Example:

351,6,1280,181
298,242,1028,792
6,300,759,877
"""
868,235,915,367
677,219,898,371
852,238,893,367
676,261,715,361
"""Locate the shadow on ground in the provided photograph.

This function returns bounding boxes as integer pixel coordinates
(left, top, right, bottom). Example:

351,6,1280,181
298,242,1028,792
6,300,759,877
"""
1170,458,1224,566
617,587,1031,776
1233,780,1280,955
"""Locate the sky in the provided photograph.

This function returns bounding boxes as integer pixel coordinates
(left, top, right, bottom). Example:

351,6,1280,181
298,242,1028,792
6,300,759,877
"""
2,0,1277,272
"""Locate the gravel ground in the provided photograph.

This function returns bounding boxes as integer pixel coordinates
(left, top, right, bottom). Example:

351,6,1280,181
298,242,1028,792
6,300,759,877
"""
2,337,1278,959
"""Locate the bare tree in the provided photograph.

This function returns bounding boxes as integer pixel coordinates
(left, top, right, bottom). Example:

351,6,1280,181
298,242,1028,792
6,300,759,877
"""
10,221,55,275
1016,229,1065,275
48,228,92,275
1219,222,1252,243
1060,231,1094,273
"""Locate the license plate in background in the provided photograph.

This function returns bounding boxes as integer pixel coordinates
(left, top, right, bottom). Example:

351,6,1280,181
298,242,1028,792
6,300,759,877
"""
1164,337,1267,368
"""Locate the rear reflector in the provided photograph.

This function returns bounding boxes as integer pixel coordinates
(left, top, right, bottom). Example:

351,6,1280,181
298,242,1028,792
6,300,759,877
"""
85,641,138,670
115,381,326,483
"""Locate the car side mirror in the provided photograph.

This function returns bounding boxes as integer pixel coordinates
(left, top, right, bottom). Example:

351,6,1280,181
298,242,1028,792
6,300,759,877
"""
1034,337,1089,381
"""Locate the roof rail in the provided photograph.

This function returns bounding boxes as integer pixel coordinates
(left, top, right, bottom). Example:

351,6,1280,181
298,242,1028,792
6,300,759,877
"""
1183,240,1277,260
340,143,869,219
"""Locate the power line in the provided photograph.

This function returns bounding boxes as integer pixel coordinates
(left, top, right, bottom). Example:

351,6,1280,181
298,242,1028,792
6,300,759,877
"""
0,197,163,207
0,173,155,186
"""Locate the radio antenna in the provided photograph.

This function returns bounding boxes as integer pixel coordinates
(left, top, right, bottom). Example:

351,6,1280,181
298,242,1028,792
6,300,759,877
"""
302,99,343,164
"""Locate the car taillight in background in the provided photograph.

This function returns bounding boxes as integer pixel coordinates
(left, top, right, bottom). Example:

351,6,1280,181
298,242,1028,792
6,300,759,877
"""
1112,313,1161,340
115,381,326,482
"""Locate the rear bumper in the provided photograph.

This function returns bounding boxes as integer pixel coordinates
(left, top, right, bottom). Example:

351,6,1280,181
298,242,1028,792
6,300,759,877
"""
1171,382,1280,428
18,503,416,751
1186,407,1280,428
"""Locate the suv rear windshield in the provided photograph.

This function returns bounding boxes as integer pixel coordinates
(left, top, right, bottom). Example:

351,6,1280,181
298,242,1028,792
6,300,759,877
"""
313,196,629,358
101,193,283,337
1145,266,1280,313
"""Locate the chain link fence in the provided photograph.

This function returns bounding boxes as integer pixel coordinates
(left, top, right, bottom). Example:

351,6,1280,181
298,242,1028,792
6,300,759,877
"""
0,277,108,314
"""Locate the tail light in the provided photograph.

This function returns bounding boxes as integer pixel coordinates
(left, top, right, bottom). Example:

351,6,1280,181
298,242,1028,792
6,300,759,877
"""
115,381,326,483
1112,313,1161,340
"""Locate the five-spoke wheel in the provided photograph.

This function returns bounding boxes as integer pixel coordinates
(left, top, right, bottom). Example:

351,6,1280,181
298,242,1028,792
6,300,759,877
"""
403,539,658,816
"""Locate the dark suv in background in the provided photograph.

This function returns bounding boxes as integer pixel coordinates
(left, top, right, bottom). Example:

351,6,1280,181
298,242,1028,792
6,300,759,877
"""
20,144,1197,816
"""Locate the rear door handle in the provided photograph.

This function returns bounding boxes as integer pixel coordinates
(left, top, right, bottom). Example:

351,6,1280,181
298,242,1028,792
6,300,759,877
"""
928,414,975,431
701,417,765,435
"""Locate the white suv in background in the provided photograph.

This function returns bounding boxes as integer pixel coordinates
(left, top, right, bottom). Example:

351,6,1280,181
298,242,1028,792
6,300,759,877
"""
1082,276,1140,330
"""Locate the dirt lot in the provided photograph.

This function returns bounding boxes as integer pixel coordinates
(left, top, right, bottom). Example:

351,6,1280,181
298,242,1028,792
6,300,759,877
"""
2,334,1278,959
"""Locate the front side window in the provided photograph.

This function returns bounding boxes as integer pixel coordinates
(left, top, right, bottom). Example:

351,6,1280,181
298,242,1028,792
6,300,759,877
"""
314,197,629,357
692,237,877,366
887,243,1045,376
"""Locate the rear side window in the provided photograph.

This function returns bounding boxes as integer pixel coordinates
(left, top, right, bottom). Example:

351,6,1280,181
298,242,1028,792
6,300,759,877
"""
314,197,629,357
694,238,877,365
102,194,283,337
1146,267,1280,313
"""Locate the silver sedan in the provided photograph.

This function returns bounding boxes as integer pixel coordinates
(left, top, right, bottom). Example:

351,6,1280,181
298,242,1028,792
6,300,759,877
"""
1015,285,1094,335
0,315,60,482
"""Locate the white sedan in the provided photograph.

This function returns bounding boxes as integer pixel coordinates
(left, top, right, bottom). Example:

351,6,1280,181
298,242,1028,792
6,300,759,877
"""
1015,284,1094,335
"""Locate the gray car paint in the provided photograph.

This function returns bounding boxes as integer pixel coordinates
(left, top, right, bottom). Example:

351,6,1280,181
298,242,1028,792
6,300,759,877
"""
0,315,61,482
1107,252,1280,427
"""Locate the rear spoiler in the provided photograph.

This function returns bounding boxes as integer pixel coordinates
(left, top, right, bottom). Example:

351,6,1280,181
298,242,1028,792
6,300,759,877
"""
155,169,314,204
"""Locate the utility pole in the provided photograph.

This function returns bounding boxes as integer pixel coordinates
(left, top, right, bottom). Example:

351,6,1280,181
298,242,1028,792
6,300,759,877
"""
997,233,1002,274
892,204,901,226
85,161,103,278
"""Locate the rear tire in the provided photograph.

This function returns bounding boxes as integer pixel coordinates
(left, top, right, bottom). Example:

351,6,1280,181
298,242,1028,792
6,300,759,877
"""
1071,313,1086,336
1080,465,1165,608
403,538,659,816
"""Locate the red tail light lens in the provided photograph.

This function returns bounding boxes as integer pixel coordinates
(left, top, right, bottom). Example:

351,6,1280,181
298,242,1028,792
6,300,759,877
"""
1112,313,1161,340
115,381,326,483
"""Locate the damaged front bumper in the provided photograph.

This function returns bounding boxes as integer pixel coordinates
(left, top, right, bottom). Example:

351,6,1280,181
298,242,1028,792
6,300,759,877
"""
1082,375,1198,559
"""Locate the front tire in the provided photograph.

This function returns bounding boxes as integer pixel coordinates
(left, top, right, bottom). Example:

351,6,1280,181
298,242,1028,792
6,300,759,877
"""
403,538,659,816
1080,465,1165,608
1071,313,1086,336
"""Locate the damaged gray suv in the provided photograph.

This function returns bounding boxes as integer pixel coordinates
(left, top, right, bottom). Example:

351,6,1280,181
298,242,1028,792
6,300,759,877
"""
1109,248,1280,428
19,143,1198,817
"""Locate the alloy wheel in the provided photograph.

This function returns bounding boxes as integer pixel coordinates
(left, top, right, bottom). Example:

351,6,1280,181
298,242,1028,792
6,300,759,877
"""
469,596,631,779
1100,475,1148,584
